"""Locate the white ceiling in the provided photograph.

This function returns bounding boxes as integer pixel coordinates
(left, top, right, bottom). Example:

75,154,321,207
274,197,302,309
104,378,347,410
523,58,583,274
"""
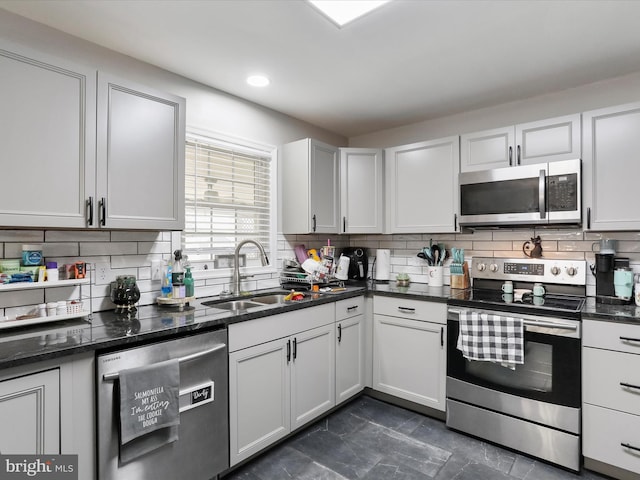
2,0,640,138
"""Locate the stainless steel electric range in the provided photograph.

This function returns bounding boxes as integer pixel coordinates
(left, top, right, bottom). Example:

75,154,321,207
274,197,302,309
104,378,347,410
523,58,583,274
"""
446,257,586,472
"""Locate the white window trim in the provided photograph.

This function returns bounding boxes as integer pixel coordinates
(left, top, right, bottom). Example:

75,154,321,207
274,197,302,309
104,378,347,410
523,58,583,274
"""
184,126,278,281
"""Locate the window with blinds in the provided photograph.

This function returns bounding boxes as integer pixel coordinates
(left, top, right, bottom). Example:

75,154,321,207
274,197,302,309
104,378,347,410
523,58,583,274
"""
183,133,275,272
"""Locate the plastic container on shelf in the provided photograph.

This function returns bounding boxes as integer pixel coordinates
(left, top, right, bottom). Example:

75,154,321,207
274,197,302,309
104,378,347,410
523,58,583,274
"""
56,300,66,315
22,244,43,266
46,262,59,282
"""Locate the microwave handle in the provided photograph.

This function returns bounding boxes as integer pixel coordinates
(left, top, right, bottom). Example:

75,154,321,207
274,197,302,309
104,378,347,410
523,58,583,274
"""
539,169,546,219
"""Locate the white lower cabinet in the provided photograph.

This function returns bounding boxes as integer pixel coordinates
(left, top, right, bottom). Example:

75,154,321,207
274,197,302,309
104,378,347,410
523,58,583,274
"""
335,297,365,403
0,368,60,454
373,297,446,411
0,353,95,479
290,324,335,429
228,304,335,466
583,319,640,476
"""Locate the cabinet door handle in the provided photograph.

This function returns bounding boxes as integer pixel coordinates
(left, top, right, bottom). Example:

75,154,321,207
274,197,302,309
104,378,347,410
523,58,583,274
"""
508,146,513,166
587,207,591,230
517,145,521,165
620,336,640,343
398,306,416,313
338,324,342,343
87,196,94,226
454,213,457,231
622,442,640,452
99,197,106,226
347,306,359,312
441,326,444,347
293,338,297,360
343,216,346,233
620,382,640,390
312,214,317,232
287,339,291,363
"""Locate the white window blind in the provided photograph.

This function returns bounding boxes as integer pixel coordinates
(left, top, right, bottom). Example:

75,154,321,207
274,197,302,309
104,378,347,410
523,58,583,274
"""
183,133,274,271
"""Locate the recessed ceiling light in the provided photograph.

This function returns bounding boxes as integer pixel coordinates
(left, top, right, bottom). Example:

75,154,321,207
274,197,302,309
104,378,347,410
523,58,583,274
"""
309,0,390,27
247,75,270,87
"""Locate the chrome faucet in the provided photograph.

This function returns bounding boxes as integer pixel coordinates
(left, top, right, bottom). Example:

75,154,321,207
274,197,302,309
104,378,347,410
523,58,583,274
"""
232,239,269,295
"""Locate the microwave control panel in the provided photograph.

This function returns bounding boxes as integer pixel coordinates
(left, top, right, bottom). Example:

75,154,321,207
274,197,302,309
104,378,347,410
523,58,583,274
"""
547,173,578,211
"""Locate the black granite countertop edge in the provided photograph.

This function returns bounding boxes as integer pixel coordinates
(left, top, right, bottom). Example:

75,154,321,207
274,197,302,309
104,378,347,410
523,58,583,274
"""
581,297,640,324
0,287,367,370
4,282,640,371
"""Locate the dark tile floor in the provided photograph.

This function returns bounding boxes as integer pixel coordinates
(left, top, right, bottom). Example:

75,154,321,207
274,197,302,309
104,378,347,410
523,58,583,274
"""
223,395,610,480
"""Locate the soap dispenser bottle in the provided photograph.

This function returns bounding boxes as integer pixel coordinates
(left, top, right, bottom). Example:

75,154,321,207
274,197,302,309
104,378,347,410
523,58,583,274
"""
184,267,194,297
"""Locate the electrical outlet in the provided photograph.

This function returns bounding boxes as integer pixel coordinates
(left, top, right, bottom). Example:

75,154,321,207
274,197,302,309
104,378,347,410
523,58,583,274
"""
151,260,163,281
95,263,111,284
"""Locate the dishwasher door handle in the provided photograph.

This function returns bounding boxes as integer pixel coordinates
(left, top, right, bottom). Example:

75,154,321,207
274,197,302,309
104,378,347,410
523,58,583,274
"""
102,343,226,381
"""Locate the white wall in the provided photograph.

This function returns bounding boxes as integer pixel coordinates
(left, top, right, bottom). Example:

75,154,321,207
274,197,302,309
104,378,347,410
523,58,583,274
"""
349,70,640,147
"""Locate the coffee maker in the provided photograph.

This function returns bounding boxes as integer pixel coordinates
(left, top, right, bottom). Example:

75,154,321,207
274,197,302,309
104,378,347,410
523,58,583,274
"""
593,253,631,304
341,247,368,281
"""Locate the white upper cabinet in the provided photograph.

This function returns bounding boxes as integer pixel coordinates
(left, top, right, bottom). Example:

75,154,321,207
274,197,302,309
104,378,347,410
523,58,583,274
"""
460,114,581,172
385,136,459,233
281,138,340,234
582,102,640,231
96,73,185,230
340,148,384,233
0,41,96,228
0,41,185,230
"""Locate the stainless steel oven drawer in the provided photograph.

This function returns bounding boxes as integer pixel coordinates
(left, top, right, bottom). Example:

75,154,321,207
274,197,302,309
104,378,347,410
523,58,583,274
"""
447,398,580,472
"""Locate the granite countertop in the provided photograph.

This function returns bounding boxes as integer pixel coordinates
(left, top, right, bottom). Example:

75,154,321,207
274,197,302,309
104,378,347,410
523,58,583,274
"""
2,280,639,371
581,296,640,324
0,286,367,370
370,281,460,303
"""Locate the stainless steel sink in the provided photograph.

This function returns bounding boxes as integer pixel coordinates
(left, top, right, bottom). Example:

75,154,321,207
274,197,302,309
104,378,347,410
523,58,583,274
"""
203,299,263,311
203,291,302,312
250,293,289,305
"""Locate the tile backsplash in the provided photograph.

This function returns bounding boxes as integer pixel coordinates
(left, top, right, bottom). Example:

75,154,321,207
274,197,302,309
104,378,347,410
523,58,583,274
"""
1,228,639,318
281,229,640,298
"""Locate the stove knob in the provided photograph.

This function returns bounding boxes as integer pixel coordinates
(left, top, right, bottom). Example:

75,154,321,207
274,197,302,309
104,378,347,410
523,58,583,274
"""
551,266,561,276
477,263,486,272
489,263,499,273
567,266,577,276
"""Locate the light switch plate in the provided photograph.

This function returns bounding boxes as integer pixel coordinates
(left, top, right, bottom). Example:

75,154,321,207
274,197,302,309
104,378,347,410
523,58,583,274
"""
151,260,163,280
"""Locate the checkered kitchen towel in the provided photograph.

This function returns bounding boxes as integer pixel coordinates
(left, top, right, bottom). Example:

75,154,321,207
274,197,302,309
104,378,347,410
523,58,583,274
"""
456,311,524,368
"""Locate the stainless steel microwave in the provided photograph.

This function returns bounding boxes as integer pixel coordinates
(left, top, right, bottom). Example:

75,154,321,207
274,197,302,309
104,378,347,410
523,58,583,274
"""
458,159,581,227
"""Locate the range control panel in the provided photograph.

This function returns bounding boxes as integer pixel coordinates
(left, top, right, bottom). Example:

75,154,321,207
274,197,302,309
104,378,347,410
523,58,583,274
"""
471,257,586,286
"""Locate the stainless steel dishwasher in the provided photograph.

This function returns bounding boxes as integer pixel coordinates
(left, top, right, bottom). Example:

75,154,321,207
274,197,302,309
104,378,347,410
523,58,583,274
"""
97,329,228,480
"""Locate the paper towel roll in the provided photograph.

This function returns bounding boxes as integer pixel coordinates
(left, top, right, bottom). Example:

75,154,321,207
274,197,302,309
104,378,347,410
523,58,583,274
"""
375,249,390,281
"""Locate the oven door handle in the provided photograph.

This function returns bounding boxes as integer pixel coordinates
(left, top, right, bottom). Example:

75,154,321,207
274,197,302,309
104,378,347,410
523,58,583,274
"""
448,309,577,331
522,320,577,331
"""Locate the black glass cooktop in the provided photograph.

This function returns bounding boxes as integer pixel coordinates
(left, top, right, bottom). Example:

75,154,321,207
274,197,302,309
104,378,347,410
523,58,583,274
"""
449,288,585,319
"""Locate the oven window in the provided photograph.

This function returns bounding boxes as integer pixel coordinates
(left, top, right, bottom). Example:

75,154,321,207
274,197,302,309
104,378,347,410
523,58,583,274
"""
447,319,580,407
466,341,552,393
460,178,540,215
